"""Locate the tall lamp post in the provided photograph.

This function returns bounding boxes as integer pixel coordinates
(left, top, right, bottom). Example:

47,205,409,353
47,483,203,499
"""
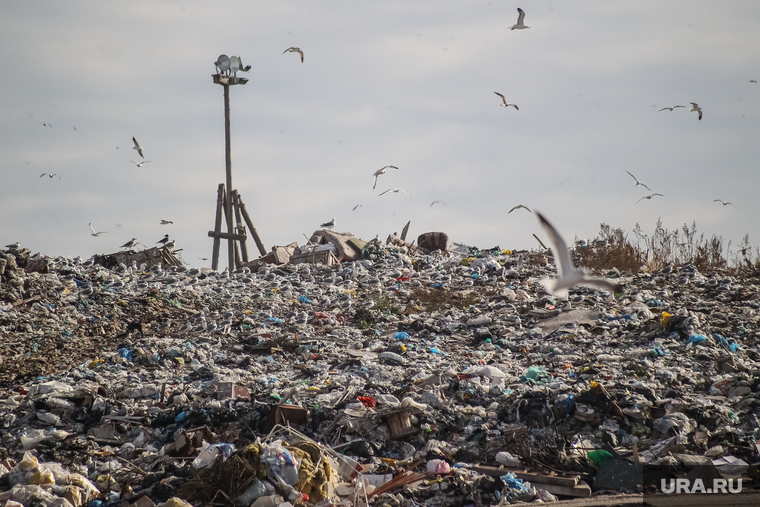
208,54,265,271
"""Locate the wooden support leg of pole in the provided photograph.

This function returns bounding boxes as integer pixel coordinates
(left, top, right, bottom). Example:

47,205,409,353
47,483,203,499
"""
236,193,267,256
223,187,236,271
211,183,225,271
232,190,249,263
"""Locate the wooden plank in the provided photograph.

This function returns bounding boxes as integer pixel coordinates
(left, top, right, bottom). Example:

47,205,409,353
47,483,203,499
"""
232,190,249,263
470,465,579,487
237,193,267,256
531,480,591,498
211,184,224,271
222,184,235,271
208,231,247,241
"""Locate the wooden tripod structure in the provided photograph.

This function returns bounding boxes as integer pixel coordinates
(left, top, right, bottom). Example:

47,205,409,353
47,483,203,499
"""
208,72,266,270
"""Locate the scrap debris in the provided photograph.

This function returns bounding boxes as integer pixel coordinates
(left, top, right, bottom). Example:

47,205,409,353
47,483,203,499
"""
1,231,760,506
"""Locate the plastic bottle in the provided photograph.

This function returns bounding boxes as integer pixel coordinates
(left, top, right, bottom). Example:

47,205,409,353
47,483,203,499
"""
236,479,267,505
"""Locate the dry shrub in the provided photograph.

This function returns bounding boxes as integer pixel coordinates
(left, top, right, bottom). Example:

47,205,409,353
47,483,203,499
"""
574,220,752,274
575,224,644,273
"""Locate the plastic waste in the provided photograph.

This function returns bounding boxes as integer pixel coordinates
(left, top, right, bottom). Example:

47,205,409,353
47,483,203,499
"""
379,351,405,364
426,459,451,474
686,334,708,345
495,451,521,467
191,442,236,469
587,450,614,466
261,440,300,486
236,479,268,505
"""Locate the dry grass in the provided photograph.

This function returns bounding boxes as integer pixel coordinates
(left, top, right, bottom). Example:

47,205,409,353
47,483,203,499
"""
574,220,758,274
409,287,497,312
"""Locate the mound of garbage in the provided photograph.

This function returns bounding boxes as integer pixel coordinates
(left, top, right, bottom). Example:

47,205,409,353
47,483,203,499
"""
1,233,760,506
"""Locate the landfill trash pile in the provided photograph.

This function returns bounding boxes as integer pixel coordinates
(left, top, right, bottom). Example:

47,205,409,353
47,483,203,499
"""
1,236,760,507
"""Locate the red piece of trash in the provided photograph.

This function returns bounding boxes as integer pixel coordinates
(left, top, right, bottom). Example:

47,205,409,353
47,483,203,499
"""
357,396,376,408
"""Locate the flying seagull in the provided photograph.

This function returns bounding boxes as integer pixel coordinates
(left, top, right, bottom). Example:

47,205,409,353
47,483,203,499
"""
750,80,757,83
430,201,447,207
40,173,61,179
132,137,144,158
352,204,367,211
39,123,52,128
120,238,138,249
637,193,664,203
160,219,174,225
658,105,685,112
283,47,304,63
508,204,531,213
690,102,703,120
510,8,530,30
626,171,653,192
320,218,335,230
378,188,412,199
494,92,519,109
713,200,736,207
89,223,107,237
536,211,621,299
373,165,399,189
156,234,170,245
130,160,151,167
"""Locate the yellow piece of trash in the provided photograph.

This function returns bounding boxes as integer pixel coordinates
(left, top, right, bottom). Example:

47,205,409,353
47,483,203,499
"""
589,381,600,389
660,311,672,327
501,249,513,255
88,359,104,369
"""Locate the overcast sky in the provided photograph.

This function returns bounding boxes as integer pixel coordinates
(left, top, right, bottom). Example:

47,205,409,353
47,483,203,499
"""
2,1,759,269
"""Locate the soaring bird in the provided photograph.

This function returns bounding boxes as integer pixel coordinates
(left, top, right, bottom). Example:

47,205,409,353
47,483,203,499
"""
494,92,519,109
132,137,144,158
160,219,174,225
283,47,304,62
658,105,685,112
626,171,653,192
121,238,138,249
637,193,664,203
373,165,399,189
510,8,530,30
352,204,367,211
39,123,52,128
690,102,703,120
430,201,447,207
508,204,531,213
320,218,335,230
130,160,151,167
89,223,107,237
378,188,412,199
536,211,621,298
713,200,736,207
40,173,61,179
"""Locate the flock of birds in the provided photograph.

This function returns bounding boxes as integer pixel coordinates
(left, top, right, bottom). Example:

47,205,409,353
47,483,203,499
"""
34,127,175,246
308,7,740,233
23,6,751,284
